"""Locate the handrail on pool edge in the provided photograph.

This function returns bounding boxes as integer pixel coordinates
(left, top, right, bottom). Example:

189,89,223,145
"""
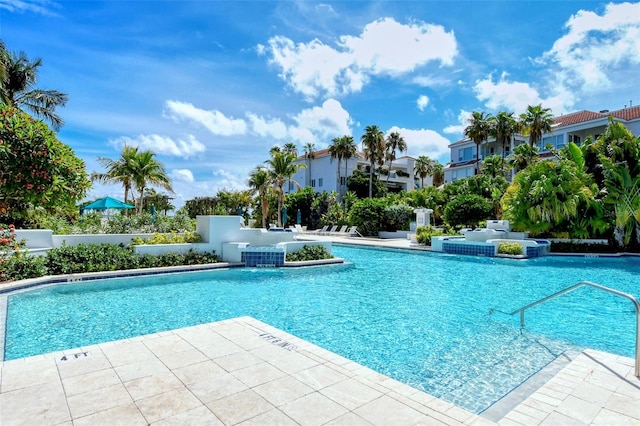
508,280,640,377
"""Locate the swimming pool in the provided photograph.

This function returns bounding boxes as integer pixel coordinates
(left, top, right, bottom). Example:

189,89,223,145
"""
4,246,639,413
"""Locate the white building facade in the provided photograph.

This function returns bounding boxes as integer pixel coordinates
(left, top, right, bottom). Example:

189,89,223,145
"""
444,105,640,184
286,149,426,195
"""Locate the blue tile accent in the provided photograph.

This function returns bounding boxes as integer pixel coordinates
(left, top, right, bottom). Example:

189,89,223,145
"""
443,242,495,257
241,251,285,267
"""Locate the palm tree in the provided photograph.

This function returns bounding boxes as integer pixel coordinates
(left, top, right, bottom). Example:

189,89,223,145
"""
265,152,305,226
283,142,298,156
520,104,554,157
361,125,386,198
128,150,174,214
414,155,433,188
432,163,444,187
91,145,139,204
341,136,357,196
248,166,271,229
481,155,506,178
328,136,345,193
507,143,539,173
384,131,407,184
1,50,68,131
491,111,519,161
303,142,315,187
464,111,492,175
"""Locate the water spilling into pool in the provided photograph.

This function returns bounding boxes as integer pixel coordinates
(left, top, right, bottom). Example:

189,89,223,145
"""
4,246,639,413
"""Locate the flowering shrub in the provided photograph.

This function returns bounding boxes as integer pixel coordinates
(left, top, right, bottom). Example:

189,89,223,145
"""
0,223,26,281
0,106,90,225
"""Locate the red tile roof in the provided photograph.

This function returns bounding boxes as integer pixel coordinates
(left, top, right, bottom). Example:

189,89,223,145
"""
553,110,607,127
610,105,640,121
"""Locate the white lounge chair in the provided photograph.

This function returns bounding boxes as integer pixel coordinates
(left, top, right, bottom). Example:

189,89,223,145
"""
332,225,348,235
334,225,358,237
322,225,338,235
309,225,328,234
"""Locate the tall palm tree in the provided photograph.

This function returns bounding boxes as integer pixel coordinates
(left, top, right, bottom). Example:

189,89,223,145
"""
328,136,345,193
361,125,386,198
91,145,139,204
1,50,68,131
384,131,407,184
414,155,433,188
464,111,492,175
128,150,174,214
248,166,271,229
265,152,305,226
341,136,357,196
481,155,505,178
520,104,554,157
432,162,444,187
303,142,315,187
491,111,519,161
283,142,298,156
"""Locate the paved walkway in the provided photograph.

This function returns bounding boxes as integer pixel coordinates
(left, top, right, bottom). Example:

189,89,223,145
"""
1,235,639,425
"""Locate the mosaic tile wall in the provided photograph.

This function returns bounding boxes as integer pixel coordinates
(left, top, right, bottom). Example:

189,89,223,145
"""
443,242,495,257
241,251,285,267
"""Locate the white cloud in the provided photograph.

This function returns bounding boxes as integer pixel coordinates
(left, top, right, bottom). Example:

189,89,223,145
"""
387,126,451,160
473,72,569,114
212,169,246,190
443,109,472,135
417,95,429,111
246,113,289,139
0,0,59,15
170,169,195,183
163,100,247,136
543,2,640,92
110,134,206,158
290,99,353,144
260,17,457,99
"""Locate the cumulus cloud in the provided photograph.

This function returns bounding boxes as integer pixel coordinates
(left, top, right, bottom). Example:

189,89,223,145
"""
164,100,247,136
259,17,457,99
246,113,289,139
388,126,451,160
110,134,206,158
212,169,246,190
417,95,429,111
543,2,640,92
170,169,195,183
472,3,640,115
290,99,353,144
443,109,472,135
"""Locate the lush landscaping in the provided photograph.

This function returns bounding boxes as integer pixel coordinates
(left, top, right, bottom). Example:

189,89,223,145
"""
1,41,639,282
285,245,333,262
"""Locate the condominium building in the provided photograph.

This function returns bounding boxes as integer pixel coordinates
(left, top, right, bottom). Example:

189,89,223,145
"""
286,149,427,195
444,105,640,184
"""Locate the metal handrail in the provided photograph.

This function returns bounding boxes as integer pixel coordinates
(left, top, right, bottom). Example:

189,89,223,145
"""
509,280,640,377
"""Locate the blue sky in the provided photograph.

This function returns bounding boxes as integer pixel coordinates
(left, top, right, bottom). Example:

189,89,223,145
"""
1,1,639,209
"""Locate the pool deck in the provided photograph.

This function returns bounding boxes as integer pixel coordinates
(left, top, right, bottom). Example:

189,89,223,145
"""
1,236,639,425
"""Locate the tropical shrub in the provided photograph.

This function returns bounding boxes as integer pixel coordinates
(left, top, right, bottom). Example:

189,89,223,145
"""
497,242,523,255
1,255,46,281
382,204,413,231
348,198,386,236
286,245,333,262
443,194,493,229
550,241,619,253
131,231,202,245
0,106,91,226
501,159,596,237
347,169,386,199
415,226,445,246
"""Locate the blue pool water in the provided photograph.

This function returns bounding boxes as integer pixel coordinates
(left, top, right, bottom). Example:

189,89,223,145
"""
4,246,639,413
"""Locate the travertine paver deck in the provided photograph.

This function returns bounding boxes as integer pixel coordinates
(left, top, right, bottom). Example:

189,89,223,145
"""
1,316,638,425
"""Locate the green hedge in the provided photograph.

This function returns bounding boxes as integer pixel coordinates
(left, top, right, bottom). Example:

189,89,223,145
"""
1,243,218,282
286,245,333,262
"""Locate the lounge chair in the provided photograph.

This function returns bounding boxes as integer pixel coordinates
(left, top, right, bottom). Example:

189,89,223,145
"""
332,225,348,235
336,226,358,237
309,225,328,234
322,225,338,235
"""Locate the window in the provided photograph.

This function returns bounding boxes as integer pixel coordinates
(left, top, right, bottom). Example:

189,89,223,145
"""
311,179,316,188
318,178,323,187
568,134,581,144
340,177,346,185
540,134,564,151
458,147,474,162
288,182,294,191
